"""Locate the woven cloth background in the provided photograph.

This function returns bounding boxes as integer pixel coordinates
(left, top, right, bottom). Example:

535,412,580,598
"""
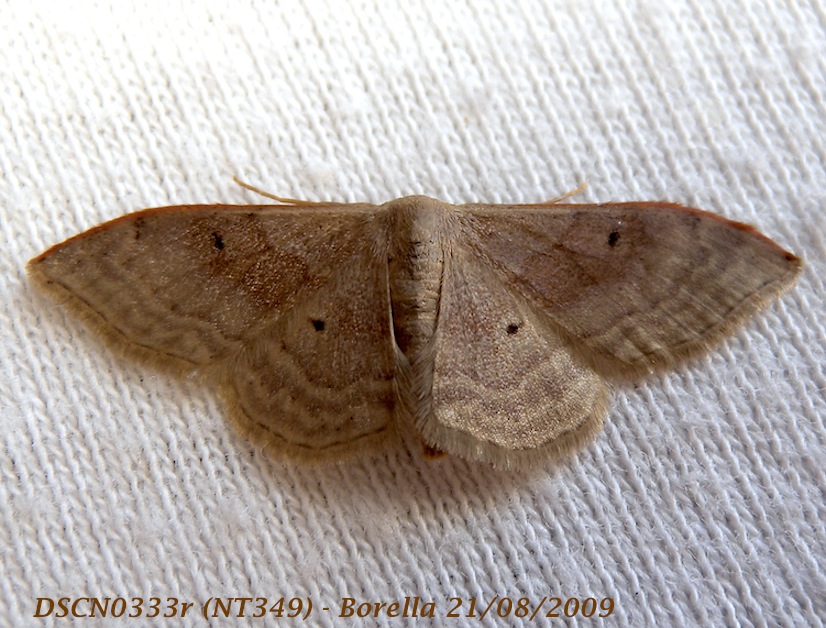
2,1,825,626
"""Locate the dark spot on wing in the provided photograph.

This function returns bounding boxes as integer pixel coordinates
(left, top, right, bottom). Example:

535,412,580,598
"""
311,319,325,332
212,232,225,250
506,323,519,335
133,217,146,240
607,231,620,247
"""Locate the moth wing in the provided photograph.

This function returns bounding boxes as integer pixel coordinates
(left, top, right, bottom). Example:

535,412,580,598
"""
223,238,398,456
30,204,388,364
422,246,609,468
29,204,398,457
462,202,802,374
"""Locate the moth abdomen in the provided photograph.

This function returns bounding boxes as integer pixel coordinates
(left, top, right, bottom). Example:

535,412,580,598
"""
386,197,450,359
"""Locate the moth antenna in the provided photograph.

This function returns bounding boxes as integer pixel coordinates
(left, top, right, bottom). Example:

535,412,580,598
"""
543,181,589,204
232,176,326,206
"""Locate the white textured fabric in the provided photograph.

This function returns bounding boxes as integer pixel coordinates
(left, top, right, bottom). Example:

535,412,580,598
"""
2,1,825,626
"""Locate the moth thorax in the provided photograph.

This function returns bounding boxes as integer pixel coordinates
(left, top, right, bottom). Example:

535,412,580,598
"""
387,197,448,359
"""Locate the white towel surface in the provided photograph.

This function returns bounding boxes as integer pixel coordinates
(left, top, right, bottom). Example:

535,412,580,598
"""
2,1,824,626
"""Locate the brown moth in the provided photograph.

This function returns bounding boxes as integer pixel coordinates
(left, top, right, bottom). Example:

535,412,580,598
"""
28,194,801,468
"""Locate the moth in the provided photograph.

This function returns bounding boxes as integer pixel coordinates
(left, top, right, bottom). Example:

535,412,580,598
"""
28,192,801,468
